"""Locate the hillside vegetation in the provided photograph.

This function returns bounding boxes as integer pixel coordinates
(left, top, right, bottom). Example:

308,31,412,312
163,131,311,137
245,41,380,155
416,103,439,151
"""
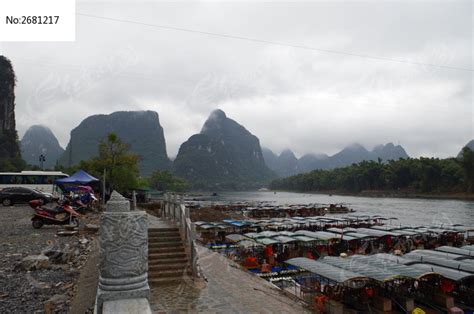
270,148,474,195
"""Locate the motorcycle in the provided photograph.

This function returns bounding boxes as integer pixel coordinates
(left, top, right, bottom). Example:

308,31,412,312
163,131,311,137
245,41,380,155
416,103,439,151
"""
70,192,97,214
29,199,81,229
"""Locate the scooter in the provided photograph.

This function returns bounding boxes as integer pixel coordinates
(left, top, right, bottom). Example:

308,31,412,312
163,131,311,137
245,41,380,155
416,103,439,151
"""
29,199,81,229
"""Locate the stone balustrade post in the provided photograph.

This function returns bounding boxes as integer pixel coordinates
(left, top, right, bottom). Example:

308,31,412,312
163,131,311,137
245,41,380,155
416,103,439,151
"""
163,194,167,217
96,191,150,314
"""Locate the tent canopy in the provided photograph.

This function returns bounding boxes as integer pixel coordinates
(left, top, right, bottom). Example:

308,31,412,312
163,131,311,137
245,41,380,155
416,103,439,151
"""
55,170,99,185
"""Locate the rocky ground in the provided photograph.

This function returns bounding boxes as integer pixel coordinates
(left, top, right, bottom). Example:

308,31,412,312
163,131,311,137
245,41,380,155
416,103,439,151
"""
0,205,99,313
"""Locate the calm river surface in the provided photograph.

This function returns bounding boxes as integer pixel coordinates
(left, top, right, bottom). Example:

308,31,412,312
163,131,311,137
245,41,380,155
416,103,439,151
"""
197,191,474,227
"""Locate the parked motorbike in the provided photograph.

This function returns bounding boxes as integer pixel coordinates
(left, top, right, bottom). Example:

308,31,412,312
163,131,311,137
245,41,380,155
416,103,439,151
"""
29,199,81,229
71,192,97,213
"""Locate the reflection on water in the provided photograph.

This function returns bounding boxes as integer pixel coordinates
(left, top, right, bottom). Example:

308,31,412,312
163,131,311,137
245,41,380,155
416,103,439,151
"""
198,191,474,226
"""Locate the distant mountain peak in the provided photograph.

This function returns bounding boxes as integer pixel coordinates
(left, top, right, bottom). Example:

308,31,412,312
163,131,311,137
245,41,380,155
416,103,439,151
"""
371,142,409,161
58,110,170,175
210,109,226,119
265,141,410,178
345,143,367,151
173,110,273,189
21,125,64,168
201,109,232,134
280,149,296,158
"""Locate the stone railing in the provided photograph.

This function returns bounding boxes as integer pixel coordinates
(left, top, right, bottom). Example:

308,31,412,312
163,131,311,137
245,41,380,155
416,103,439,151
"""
161,193,199,277
96,191,151,314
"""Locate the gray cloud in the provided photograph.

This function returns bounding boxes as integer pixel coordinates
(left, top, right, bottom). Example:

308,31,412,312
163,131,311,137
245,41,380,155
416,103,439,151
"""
1,0,472,159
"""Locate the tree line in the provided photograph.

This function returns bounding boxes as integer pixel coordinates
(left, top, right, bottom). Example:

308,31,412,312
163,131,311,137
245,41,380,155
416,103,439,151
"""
59,133,188,194
269,148,474,194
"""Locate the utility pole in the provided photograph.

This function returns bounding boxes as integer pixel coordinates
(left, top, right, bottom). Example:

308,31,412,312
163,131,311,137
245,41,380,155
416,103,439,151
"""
39,154,46,170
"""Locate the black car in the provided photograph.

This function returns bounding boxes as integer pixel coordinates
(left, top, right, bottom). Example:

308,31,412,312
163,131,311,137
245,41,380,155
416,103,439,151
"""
0,187,53,206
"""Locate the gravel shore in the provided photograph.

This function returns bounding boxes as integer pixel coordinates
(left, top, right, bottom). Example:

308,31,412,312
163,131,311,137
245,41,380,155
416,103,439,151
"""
0,205,98,313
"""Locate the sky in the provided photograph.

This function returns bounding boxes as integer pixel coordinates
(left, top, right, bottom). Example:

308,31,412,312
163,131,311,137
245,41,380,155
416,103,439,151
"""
1,0,472,159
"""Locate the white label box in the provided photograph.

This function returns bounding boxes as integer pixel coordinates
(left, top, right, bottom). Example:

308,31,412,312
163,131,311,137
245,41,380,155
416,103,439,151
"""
0,0,75,41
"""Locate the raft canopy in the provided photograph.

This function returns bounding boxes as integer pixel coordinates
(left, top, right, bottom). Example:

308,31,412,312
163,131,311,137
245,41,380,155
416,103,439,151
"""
462,245,474,252
238,240,264,248
312,231,344,241
347,255,439,280
402,228,432,235
326,228,346,234
355,228,399,237
258,231,279,238
256,237,279,245
274,236,298,244
321,255,435,283
199,224,217,230
408,249,472,261
372,253,413,265
225,234,250,243
435,246,474,258
222,219,250,227
410,263,474,282
244,232,265,239
286,257,369,284
345,232,377,240
278,231,296,237
292,235,319,242
390,230,420,237
293,230,341,241
194,221,208,226
321,256,406,283
403,251,474,273
371,225,400,231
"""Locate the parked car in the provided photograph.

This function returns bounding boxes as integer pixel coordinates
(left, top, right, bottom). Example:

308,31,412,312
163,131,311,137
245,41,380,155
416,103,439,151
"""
0,187,53,206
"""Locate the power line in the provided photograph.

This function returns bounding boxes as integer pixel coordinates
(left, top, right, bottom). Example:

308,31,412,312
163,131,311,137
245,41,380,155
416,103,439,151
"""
76,12,473,72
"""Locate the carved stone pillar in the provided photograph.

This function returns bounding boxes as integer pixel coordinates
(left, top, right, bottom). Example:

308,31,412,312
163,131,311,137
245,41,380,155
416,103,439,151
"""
96,191,150,313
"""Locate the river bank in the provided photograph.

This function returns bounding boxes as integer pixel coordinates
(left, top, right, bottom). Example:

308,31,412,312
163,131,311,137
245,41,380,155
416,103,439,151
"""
272,189,474,201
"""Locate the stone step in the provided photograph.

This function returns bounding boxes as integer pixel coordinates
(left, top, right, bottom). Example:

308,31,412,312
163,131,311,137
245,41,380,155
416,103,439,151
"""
148,246,184,254
148,227,179,233
149,252,186,260
148,230,181,236
148,269,185,278
148,236,182,243
148,258,188,266
148,277,182,285
149,263,187,271
148,242,184,248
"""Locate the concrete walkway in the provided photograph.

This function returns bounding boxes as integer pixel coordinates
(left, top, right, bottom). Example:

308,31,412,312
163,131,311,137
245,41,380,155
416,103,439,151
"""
150,245,309,313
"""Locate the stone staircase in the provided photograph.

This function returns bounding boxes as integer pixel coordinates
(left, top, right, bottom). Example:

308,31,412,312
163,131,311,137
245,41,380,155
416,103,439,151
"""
148,227,188,285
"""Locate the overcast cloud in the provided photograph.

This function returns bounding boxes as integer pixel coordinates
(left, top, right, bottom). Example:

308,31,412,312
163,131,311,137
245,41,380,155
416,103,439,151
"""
0,0,472,158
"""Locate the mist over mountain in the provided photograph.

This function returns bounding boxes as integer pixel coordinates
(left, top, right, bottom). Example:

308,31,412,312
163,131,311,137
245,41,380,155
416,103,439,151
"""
172,109,274,189
21,125,64,169
297,153,329,173
261,147,278,170
275,149,299,177
263,143,409,177
58,111,170,175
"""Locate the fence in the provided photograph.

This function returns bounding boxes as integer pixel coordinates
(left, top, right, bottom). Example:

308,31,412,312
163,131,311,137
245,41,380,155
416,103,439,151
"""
160,193,199,277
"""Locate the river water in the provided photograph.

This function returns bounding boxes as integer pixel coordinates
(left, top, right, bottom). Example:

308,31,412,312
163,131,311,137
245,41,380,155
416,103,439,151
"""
197,191,474,227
